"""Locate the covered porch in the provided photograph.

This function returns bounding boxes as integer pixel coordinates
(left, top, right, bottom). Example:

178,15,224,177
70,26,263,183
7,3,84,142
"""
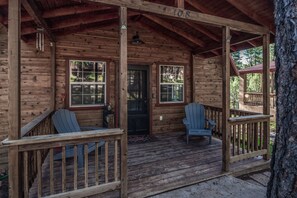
1,0,273,197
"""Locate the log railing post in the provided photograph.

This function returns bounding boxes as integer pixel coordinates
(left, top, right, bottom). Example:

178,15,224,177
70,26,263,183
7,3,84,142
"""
222,26,231,172
263,34,270,160
8,0,21,197
119,6,128,198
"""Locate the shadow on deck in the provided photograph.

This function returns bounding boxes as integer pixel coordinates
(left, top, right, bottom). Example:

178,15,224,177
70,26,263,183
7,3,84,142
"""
29,132,268,198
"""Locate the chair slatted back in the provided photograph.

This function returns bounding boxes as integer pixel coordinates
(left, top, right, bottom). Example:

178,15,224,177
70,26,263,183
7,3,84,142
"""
185,103,205,129
52,109,81,133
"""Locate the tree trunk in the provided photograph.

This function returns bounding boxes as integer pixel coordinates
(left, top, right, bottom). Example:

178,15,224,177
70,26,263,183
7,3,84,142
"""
267,0,297,197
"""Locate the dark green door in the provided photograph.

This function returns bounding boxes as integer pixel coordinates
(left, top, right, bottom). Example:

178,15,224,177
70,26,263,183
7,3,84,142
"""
127,67,149,135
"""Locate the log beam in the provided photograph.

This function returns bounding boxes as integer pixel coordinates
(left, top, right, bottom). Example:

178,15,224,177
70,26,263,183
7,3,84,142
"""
137,20,192,50
3,5,113,24
222,26,231,172
143,14,205,47
119,6,128,198
22,0,55,41
8,0,21,197
226,0,275,33
21,11,138,36
86,0,269,34
195,34,261,54
262,33,270,160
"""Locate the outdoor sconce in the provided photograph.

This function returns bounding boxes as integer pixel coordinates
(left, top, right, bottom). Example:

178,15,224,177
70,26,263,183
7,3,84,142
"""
131,31,144,45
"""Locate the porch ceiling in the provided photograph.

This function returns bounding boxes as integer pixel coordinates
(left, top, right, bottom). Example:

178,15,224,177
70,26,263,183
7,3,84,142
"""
0,0,275,58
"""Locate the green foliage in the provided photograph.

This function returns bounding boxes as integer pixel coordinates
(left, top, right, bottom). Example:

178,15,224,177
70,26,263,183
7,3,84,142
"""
230,44,275,108
230,77,240,109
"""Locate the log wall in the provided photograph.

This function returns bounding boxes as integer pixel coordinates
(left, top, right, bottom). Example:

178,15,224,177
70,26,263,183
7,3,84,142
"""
55,23,192,133
193,56,223,107
0,25,52,171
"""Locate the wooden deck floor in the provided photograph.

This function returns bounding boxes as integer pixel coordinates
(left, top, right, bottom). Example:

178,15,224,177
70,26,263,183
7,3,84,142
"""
29,132,267,198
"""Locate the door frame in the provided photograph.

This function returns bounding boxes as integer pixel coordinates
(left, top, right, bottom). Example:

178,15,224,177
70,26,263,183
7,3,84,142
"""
128,64,151,135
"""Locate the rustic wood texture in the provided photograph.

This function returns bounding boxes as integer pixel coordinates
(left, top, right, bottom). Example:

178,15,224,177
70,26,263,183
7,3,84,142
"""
27,132,267,198
119,7,128,197
192,56,223,107
262,34,270,160
0,23,52,171
7,0,21,197
88,0,269,34
54,23,191,134
222,26,231,171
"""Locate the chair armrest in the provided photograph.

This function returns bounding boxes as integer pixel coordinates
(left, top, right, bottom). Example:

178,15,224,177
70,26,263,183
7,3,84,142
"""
80,126,105,131
206,119,216,130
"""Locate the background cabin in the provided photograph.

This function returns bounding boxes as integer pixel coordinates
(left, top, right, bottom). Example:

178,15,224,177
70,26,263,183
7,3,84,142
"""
238,62,276,118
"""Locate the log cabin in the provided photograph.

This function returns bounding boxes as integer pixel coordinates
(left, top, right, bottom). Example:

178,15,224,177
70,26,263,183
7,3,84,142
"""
238,61,276,118
0,0,274,197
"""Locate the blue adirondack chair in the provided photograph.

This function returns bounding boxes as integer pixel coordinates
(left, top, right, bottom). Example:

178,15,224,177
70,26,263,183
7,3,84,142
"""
52,109,105,167
183,103,216,144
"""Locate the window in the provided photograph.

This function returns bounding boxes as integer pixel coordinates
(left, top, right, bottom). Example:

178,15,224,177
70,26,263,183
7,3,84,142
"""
159,65,184,103
69,60,106,107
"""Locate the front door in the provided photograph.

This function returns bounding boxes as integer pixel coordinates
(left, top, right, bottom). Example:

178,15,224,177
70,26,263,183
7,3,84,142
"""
127,66,149,135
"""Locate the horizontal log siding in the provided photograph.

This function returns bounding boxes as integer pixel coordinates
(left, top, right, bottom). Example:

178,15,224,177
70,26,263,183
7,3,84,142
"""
0,25,52,171
55,24,191,133
193,56,223,107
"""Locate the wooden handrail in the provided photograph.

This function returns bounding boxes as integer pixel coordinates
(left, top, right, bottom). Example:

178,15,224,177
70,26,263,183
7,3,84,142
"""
21,109,53,137
3,128,123,147
229,114,272,124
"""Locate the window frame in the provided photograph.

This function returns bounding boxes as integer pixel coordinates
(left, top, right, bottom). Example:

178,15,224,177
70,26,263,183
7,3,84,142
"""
67,59,107,109
158,64,185,105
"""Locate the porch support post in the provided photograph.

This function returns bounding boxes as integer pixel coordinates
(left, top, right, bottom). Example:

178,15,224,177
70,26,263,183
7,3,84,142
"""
50,42,56,111
222,26,231,172
262,34,270,160
8,0,21,197
119,6,128,198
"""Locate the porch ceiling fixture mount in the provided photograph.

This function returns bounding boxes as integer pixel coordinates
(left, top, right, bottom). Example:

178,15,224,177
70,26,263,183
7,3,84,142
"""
131,31,144,45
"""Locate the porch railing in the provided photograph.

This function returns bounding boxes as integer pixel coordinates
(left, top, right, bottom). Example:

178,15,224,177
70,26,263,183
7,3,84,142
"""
20,110,56,190
3,128,124,198
229,115,271,163
204,105,270,163
244,92,276,108
204,105,259,139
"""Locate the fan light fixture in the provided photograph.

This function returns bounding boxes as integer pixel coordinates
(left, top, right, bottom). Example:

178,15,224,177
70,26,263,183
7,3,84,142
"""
131,31,144,45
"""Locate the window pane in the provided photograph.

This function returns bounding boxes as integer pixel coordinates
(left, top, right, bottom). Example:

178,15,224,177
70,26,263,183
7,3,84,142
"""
95,72,105,82
70,61,83,82
95,62,105,73
71,85,82,94
83,85,95,94
69,60,106,107
83,72,95,82
94,85,104,95
71,95,82,106
83,61,95,72
83,95,95,105
160,84,183,102
95,94,104,104
160,66,184,83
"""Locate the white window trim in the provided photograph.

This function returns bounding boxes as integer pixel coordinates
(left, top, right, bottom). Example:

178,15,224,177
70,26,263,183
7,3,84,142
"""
69,59,106,108
159,64,185,104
